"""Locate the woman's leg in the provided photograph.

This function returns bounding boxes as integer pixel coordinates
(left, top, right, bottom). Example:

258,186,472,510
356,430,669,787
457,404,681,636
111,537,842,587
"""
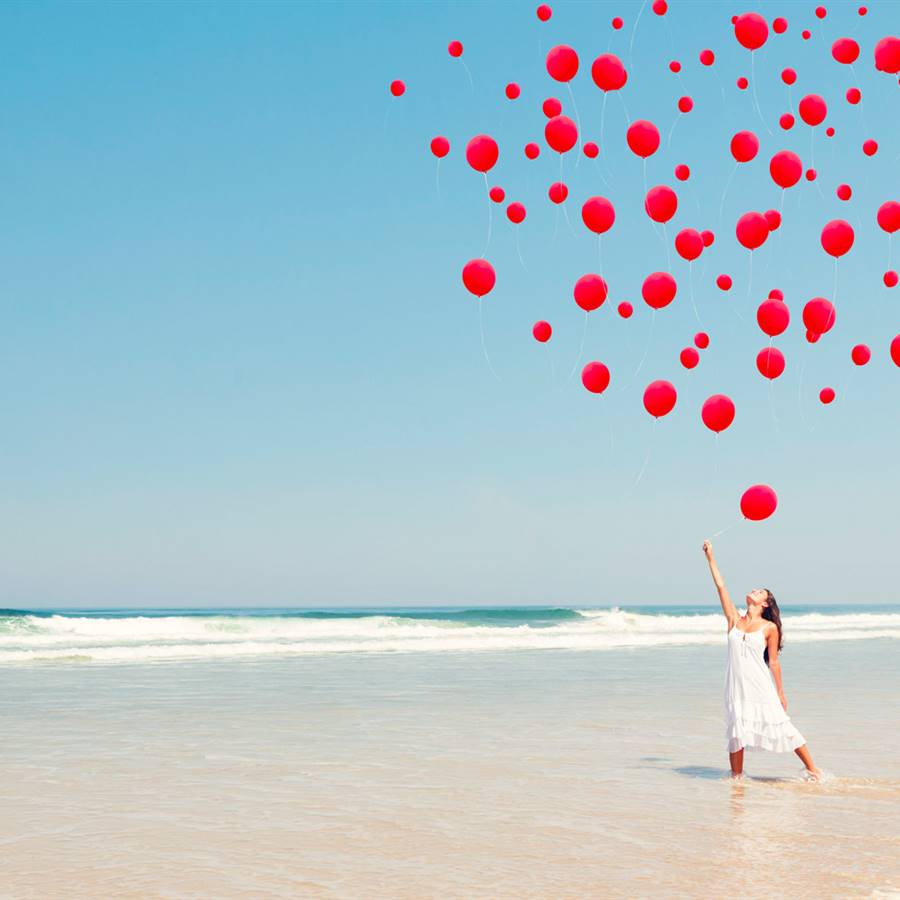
794,744,822,779
729,747,744,778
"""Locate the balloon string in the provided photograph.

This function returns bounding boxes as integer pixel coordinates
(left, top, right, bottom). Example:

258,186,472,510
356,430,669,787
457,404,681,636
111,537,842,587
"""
515,227,528,273
602,394,615,454
712,519,740,539
689,261,702,326
797,345,810,432
460,59,475,93
597,235,603,270
567,311,589,381
768,337,780,434
746,251,753,301
718,163,738,230
750,52,772,136
833,257,838,304
666,112,680,150
479,301,501,382
482,173,493,257
562,201,579,239
618,90,631,126
661,223,672,271
627,308,656,388
628,0,647,65
632,417,656,490
435,159,442,201
566,82,584,163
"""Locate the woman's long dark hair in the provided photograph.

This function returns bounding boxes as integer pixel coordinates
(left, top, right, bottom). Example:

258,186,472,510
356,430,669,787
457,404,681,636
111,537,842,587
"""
761,589,783,666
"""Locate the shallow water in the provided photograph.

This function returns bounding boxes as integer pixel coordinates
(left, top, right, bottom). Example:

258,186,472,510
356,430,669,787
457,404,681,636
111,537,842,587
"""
2,635,898,898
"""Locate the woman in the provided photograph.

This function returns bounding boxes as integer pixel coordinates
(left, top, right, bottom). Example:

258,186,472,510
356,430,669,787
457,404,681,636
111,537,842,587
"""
702,539,823,782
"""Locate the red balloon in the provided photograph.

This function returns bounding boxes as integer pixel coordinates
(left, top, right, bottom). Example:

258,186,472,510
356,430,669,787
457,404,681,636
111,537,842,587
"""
802,29,811,40
734,13,769,51
803,297,836,334
574,274,608,312
821,219,854,258
736,212,770,250
816,6,827,18
764,209,782,231
756,347,785,379
836,184,852,201
780,113,796,130
524,142,540,160
582,361,611,394
675,164,690,181
542,97,562,118
757,299,790,336
885,270,899,288
737,76,749,90
781,67,797,85
851,344,871,366
507,202,526,224
390,80,406,97
533,320,552,342
626,120,661,158
643,380,677,418
536,4,552,22
645,185,678,223
731,130,759,163
773,16,787,33
701,230,715,247
462,259,496,298
799,94,827,126
877,201,900,234
489,186,505,203
466,135,499,173
819,387,836,404
695,332,710,350
769,289,784,301
448,40,463,58
669,60,682,73
675,228,704,261
583,141,599,158
701,394,736,433
832,37,860,64
806,168,818,182
680,347,700,369
716,274,732,291
545,115,578,153
806,329,821,344
591,54,628,92
891,335,900,367
846,87,861,104
699,48,715,66
582,196,616,234
546,45,579,82
612,16,624,29
652,0,667,14
548,181,569,204
642,272,677,309
863,139,879,156
874,36,900,74
740,484,777,521
505,83,521,100
769,150,803,188
617,301,634,319
678,96,694,113
430,136,450,158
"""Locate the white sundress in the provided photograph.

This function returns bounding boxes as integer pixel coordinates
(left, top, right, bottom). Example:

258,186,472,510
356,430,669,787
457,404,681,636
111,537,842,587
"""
724,625,806,754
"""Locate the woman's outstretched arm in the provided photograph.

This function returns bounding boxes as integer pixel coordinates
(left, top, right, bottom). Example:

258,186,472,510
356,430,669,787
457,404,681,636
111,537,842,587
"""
702,540,738,629
765,628,788,710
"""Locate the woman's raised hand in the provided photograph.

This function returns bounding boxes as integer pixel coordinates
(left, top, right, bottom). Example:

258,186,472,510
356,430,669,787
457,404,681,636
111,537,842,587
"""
702,539,714,559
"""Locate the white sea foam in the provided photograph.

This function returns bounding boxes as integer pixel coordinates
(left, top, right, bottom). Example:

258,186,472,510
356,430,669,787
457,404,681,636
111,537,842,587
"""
0,608,897,664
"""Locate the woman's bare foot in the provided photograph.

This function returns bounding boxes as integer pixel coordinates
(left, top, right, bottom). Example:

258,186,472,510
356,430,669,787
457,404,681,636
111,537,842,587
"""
804,766,823,782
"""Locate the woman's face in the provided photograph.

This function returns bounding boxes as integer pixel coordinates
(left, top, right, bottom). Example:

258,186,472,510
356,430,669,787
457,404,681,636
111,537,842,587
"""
745,588,769,609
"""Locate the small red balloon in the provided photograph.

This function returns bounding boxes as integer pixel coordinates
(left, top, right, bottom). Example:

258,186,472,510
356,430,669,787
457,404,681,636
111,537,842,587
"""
533,321,552,343
574,274,608,312
756,347,786,379
430,136,450,158
764,209,781,231
644,185,678,224
525,142,541,160
694,332,710,350
643,380,677,418
582,361,611,394
678,96,694,113
618,301,634,319
802,30,811,40
466,135,499,173
780,113,795,130
781,67,797,85
675,164,690,181
863,139,878,157
642,272,677,309
815,6,827,18
716,274,733,291
390,80,406,96
877,201,900,234
652,0,667,15
806,168,818,182
851,344,871,366
819,387,836,404
773,17,787,33
548,181,569,204
700,49,715,66
731,130,760,163
885,271,899,288
669,60,682,73
505,83,521,100
846,87,861,104
820,219,854,258
836,184,852,201
507,202,526,224
701,230,715,247
489,186,505,203
542,97,562,118
612,16,624,30
737,76,749,90
448,40,463,58
680,347,700,369
462,259,496,298
626,120,661,158
536,4,552,22
582,196,616,234
701,394,736,433
583,141,599,158
740,484,777,521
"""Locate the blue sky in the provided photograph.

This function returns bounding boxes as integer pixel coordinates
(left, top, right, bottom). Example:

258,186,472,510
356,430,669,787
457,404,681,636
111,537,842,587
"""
1,0,897,608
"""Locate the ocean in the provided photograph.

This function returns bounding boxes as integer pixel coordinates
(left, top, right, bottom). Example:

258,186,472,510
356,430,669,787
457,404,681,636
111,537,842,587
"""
2,605,898,898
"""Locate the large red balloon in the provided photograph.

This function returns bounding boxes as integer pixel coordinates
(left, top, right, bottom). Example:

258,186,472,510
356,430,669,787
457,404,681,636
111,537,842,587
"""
820,219,854,257
462,259,496,297
803,297,836,334
626,120,661,158
643,380,677,418
734,13,769,50
591,53,628,91
798,94,827,126
874,36,900,74
740,484,777,521
769,150,803,188
641,272,677,309
545,115,578,153
574,274,608,311
645,185,678,223
430,136,450,158
730,130,760,163
891,335,900,367
465,135,499,173
831,37,860,64
757,298,790,336
546,45,579,82
701,394,736,433
736,212,770,250
582,196,616,234
877,201,900,234
756,347,785,379
582,361,611,393
675,228,704,261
